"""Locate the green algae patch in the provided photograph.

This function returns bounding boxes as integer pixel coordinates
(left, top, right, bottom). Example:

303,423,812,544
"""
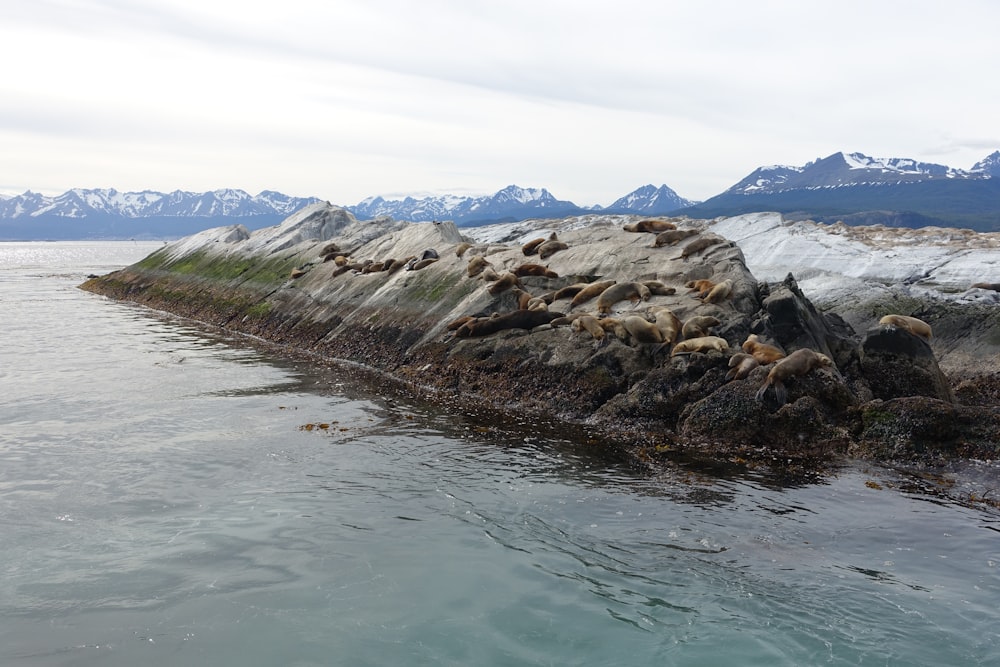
138,249,300,287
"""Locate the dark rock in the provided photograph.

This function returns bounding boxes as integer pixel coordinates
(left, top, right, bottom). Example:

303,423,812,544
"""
860,326,953,402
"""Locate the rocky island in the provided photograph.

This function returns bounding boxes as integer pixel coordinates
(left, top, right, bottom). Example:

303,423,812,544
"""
81,203,1000,467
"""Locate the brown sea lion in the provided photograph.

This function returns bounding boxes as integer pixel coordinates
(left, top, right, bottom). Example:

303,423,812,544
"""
527,297,549,311
642,280,676,296
596,282,652,314
623,219,677,233
682,315,721,339
385,257,410,274
741,334,786,364
649,307,682,347
670,336,730,356
521,237,547,256
754,348,835,406
319,242,341,257
511,287,534,310
653,229,699,247
702,278,734,304
514,263,559,279
726,352,760,381
970,282,1000,292
467,255,492,278
878,314,932,341
537,239,569,260
488,272,522,295
408,257,438,271
455,241,472,258
570,280,617,307
550,283,589,301
572,315,606,343
598,317,630,341
681,235,725,259
455,309,564,338
289,267,307,279
334,255,350,267
622,315,664,344
446,315,477,331
685,279,715,297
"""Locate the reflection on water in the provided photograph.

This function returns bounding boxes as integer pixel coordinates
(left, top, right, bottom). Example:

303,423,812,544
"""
1,242,999,666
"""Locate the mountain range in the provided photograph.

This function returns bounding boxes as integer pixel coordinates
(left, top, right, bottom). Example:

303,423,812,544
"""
2,150,997,239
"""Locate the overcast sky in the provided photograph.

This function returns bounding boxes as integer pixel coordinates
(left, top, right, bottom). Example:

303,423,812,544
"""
2,0,997,206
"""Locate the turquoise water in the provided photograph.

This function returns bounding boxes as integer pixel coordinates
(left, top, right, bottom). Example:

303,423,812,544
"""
1,242,998,666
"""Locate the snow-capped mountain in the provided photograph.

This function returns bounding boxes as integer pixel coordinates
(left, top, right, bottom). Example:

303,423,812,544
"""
603,184,697,214
724,151,989,196
679,151,1000,232
0,188,319,219
349,185,586,225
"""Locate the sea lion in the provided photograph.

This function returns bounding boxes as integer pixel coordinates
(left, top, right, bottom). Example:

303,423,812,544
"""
741,334,786,364
754,348,836,406
550,283,589,301
419,248,439,261
526,297,549,311
521,237,547,256
670,336,730,356
642,280,676,296
649,307,682,347
361,261,386,274
726,352,760,381
480,267,500,282
596,282,652,314
408,257,438,271
467,255,492,278
455,309,563,338
385,257,410,274
446,315,477,331
878,314,932,341
572,315,606,343
289,267,307,279
537,239,569,260
598,317,630,341
488,272,522,295
653,229,699,247
570,280,617,307
702,279,734,304
455,241,472,258
334,255,350,267
622,315,664,344
970,282,1000,292
514,263,559,279
549,312,586,327
511,287,534,310
681,235,725,259
682,315,721,339
319,242,341,258
623,219,677,233
685,279,715,297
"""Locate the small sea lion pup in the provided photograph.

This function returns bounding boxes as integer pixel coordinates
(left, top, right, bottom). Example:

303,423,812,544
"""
487,272,522,295
741,333,786,364
670,336,729,356
878,314,932,341
571,315,606,344
685,278,715,298
754,348,835,406
596,281,652,314
455,241,472,258
726,352,760,381
623,219,676,233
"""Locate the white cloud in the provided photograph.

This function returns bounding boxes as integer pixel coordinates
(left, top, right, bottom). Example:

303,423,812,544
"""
1,0,998,205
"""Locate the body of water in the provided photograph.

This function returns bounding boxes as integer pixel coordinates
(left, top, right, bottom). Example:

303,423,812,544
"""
1,241,998,666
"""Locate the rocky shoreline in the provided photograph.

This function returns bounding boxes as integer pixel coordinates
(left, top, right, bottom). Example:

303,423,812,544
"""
81,203,1000,468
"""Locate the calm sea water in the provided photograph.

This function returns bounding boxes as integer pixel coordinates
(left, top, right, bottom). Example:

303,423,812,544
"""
1,241,999,666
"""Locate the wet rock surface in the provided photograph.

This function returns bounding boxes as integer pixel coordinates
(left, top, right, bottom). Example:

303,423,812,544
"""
81,204,1000,466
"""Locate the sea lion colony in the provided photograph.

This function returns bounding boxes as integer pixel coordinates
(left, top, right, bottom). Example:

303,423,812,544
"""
317,219,936,412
